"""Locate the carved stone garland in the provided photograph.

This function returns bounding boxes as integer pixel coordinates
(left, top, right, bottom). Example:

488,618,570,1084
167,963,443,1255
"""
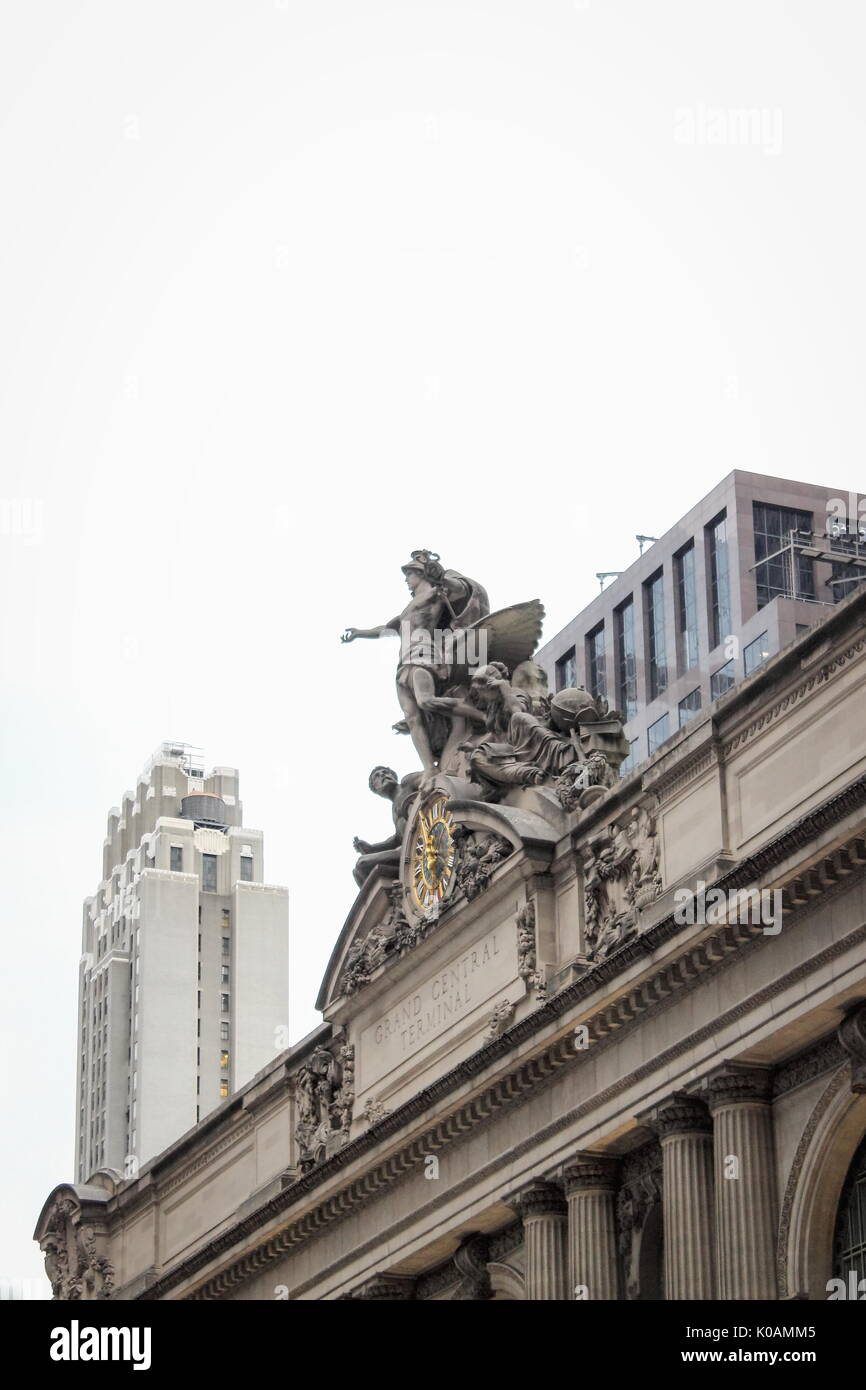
516,901,548,999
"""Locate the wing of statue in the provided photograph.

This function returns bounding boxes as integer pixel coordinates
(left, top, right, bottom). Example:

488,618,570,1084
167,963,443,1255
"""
450,599,545,683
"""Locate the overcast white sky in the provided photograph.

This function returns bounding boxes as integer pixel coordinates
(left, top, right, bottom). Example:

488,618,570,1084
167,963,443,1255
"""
3,0,866,1291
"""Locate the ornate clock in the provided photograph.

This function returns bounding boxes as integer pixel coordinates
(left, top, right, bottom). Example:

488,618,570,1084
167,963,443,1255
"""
411,795,457,911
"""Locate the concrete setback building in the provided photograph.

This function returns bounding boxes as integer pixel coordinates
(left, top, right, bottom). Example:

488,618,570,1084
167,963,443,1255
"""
536,470,865,770
74,744,288,1182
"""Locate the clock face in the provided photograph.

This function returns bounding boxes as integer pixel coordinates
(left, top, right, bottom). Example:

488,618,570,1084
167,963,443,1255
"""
411,795,457,911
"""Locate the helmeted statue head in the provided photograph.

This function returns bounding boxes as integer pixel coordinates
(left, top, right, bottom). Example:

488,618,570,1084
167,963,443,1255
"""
401,549,444,584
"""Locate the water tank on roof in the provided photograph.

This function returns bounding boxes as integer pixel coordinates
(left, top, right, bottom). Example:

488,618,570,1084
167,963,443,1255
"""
180,792,228,828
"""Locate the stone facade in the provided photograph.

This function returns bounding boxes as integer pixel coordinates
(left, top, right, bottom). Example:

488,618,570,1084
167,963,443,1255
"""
36,576,866,1301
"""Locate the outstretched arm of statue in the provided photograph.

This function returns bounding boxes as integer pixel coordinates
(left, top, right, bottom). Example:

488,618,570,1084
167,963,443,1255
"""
341,622,399,643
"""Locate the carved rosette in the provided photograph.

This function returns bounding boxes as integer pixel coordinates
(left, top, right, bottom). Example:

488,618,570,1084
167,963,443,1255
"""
838,1002,866,1093
362,1096,390,1127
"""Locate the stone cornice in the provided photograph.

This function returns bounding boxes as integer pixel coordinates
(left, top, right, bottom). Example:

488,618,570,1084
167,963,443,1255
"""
723,631,866,756
643,730,720,805
133,776,866,1302
156,1115,256,1199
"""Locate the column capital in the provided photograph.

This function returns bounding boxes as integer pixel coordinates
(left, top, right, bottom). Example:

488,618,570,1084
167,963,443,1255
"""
838,1002,866,1093
641,1092,712,1139
513,1179,567,1220
563,1152,620,1195
705,1063,772,1111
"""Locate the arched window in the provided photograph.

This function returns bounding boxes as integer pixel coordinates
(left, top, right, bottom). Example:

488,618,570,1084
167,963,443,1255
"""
833,1130,866,1283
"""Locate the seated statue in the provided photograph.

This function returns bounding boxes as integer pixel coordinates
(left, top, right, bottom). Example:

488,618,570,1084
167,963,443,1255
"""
352,766,422,887
455,664,629,801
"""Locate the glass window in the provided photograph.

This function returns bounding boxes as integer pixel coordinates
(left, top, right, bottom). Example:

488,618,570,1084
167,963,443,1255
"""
707,512,731,649
710,659,735,700
615,599,637,721
170,845,183,873
219,1078,229,1099
829,558,863,602
220,1021,229,1042
202,853,217,892
675,543,699,672
678,688,701,728
240,855,253,882
221,964,230,985
644,571,667,701
555,648,577,691
744,631,770,675
619,738,640,776
585,624,606,700
221,993,230,1013
222,936,230,956
648,713,670,756
753,502,815,607
220,1049,229,1070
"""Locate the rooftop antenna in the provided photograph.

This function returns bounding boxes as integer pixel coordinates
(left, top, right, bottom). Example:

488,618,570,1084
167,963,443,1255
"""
636,535,659,554
596,571,623,592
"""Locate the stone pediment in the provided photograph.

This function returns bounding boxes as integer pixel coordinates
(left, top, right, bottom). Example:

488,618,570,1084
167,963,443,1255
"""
316,867,403,1013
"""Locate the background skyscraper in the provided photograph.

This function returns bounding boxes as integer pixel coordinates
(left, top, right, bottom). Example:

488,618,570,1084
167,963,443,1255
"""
75,743,289,1181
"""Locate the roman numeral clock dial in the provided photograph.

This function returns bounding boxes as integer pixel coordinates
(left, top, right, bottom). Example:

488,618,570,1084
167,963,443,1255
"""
411,796,457,911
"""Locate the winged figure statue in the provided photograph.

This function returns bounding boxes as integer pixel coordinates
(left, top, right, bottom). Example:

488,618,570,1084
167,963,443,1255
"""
342,548,545,774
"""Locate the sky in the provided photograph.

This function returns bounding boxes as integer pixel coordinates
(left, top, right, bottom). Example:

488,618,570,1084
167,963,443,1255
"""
3,0,866,1291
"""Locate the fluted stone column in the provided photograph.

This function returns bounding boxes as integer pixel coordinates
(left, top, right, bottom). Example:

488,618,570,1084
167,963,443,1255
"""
649,1094,716,1300
516,1180,568,1300
563,1154,621,1300
707,1065,778,1300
